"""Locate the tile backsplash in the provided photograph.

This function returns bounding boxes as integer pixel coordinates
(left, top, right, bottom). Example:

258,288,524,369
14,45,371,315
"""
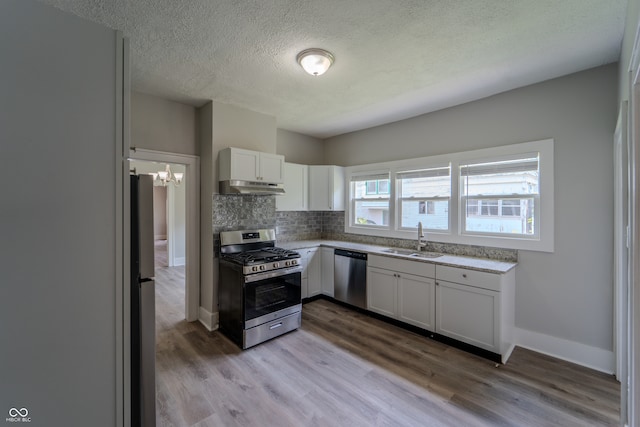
212,194,275,233
283,211,517,262
212,194,276,255
212,195,517,262
275,211,322,241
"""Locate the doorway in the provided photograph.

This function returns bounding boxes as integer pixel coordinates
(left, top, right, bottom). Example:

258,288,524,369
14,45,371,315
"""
129,149,200,322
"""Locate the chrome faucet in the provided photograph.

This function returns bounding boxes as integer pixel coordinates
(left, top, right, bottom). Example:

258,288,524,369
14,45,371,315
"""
417,221,427,251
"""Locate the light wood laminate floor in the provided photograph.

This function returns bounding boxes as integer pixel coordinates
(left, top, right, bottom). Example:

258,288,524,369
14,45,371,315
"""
154,260,620,426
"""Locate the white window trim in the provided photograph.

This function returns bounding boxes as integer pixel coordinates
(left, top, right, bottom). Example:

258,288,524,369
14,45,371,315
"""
396,165,452,233
344,139,554,252
349,170,392,230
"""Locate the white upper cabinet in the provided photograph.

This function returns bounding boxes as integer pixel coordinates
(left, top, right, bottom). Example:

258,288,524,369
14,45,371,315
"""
258,152,285,182
276,162,308,211
309,165,345,211
219,147,284,183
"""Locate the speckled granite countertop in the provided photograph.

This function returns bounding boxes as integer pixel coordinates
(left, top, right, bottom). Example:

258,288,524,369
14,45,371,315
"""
279,239,517,274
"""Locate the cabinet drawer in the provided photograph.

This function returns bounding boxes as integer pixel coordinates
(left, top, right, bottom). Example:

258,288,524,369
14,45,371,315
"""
436,265,501,292
368,254,435,278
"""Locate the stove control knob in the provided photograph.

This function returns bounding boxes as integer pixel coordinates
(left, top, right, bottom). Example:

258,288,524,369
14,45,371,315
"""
291,259,298,265
252,266,258,272
273,262,280,269
284,261,290,267
259,265,266,271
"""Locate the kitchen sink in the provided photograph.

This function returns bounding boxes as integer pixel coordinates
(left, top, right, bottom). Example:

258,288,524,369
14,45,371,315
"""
409,252,443,259
381,248,416,255
381,248,443,258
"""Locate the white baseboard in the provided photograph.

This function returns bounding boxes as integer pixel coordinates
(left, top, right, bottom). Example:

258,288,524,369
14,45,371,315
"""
513,327,615,374
154,234,166,240
501,342,516,364
172,257,186,266
198,306,218,331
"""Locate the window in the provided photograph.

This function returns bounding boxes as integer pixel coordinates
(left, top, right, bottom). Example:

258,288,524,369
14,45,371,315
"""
344,139,553,252
351,173,390,227
460,154,539,237
397,166,450,231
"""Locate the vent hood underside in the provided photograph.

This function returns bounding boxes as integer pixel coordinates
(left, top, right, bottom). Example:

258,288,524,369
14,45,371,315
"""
219,180,285,195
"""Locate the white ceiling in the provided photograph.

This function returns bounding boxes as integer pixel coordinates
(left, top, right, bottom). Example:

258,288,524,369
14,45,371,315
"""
40,0,627,138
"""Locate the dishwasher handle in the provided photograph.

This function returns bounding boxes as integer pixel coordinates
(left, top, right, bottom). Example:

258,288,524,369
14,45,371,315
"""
334,248,368,261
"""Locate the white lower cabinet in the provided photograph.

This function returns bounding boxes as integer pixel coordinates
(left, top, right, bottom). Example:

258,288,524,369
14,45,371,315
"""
367,255,436,331
320,247,334,297
436,280,499,352
367,267,397,318
298,246,515,362
435,265,515,362
297,246,327,299
366,254,515,362
398,273,436,330
304,248,322,298
300,247,312,298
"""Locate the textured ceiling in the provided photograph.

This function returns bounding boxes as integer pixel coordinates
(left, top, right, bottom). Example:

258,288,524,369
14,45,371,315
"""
40,0,627,138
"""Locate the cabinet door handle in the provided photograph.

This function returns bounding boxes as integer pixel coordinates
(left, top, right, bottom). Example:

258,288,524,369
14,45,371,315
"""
435,282,439,286
462,274,467,278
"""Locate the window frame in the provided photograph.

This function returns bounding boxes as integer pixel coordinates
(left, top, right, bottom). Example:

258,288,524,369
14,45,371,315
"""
349,171,392,230
344,139,554,252
459,152,541,240
396,165,452,233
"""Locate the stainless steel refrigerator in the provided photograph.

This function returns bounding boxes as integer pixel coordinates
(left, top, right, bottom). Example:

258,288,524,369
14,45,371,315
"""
130,174,156,427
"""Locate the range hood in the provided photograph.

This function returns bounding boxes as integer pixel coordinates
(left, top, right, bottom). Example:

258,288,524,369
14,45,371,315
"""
219,180,285,195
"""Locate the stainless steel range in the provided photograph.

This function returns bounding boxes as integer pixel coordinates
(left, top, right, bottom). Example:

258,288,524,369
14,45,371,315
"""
218,229,302,349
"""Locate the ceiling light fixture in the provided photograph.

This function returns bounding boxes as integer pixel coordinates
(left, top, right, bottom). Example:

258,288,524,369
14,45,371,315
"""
150,164,183,186
296,48,334,76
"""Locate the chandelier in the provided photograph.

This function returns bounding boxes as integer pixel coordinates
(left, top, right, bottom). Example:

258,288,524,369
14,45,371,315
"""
151,164,183,186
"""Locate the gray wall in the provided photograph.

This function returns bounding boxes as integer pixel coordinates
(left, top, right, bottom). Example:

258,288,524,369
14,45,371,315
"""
132,91,198,155
276,129,324,165
198,101,278,321
153,186,167,238
325,64,618,352
0,1,118,425
210,101,277,189
198,102,215,319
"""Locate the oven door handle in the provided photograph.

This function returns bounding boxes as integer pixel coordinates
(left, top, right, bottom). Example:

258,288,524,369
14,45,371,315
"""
244,266,303,283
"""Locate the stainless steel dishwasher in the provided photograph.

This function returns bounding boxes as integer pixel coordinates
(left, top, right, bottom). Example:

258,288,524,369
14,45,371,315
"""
334,249,367,309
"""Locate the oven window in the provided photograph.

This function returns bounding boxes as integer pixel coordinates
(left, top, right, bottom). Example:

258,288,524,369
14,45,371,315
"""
244,272,301,321
255,283,288,310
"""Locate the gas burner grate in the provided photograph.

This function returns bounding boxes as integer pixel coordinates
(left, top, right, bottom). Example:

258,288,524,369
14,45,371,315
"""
221,247,300,266
262,247,300,258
